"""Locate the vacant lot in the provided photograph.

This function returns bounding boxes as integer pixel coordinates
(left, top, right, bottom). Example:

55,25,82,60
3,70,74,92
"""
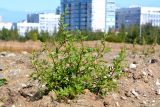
0,41,160,107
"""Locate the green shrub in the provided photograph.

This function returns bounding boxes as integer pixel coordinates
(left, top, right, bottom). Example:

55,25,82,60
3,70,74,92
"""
25,30,39,41
105,33,124,43
39,31,49,42
82,31,106,41
31,33,126,100
30,14,126,100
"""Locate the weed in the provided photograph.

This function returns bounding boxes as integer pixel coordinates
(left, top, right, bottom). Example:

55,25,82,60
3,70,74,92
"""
0,79,7,87
31,15,126,100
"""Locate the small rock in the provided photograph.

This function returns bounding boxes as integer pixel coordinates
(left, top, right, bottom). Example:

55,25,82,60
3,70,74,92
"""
21,51,28,55
21,83,27,88
103,101,109,106
41,96,54,106
42,85,46,88
26,75,29,77
7,53,16,57
12,105,16,107
152,100,156,103
142,101,147,105
49,91,57,101
156,89,160,95
21,83,32,89
19,90,41,101
125,91,132,97
143,78,149,83
147,69,154,77
133,61,138,64
156,79,160,95
115,102,120,107
143,94,147,97
142,71,147,76
149,59,158,64
129,64,137,70
0,65,3,71
0,52,7,57
131,89,139,99
67,99,71,104
122,68,129,72
121,96,127,100
84,89,90,94
156,79,160,86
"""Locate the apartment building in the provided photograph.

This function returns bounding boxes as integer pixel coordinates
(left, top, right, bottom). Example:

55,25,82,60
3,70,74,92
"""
16,12,60,36
26,12,60,34
116,7,160,29
0,22,13,30
39,13,60,33
0,16,13,30
16,20,40,36
27,14,39,23
61,0,115,32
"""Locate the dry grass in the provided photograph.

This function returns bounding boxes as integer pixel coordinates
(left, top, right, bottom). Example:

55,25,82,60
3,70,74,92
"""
0,40,160,54
0,40,41,53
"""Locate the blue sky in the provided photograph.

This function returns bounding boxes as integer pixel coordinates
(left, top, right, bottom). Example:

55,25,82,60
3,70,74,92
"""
0,0,160,22
116,0,160,8
0,0,160,12
0,0,60,12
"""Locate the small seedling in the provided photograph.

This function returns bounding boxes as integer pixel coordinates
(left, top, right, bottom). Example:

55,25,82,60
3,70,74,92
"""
0,79,7,87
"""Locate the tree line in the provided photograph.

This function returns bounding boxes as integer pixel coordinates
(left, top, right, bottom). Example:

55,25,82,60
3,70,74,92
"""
0,28,55,42
0,23,160,45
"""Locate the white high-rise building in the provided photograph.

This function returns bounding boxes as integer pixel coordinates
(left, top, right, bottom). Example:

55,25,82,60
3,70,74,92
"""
116,7,160,29
61,0,115,32
39,13,60,33
16,12,60,36
26,13,60,34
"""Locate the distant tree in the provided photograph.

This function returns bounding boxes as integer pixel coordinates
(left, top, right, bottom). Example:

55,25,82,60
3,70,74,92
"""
0,28,11,41
26,30,39,41
10,29,19,40
39,31,49,42
126,25,139,44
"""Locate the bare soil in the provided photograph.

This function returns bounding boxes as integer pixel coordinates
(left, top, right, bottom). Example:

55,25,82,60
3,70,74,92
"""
0,41,160,107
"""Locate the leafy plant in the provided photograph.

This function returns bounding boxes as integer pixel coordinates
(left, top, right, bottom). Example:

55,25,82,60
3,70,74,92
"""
111,48,126,79
0,79,7,87
31,14,126,100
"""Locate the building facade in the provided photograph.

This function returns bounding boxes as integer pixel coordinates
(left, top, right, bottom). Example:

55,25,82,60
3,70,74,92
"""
39,13,60,33
27,14,39,23
116,7,160,29
61,0,115,32
0,22,13,30
27,12,60,34
16,21,40,36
